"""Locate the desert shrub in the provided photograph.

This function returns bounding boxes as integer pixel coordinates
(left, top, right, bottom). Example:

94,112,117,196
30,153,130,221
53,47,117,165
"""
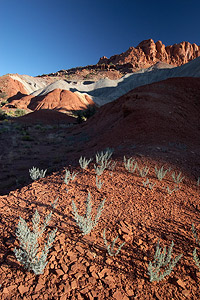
138,165,149,177
172,172,184,184
143,178,156,190
155,165,168,181
72,192,105,235
79,156,92,169
94,148,114,176
72,105,97,123
103,228,125,256
96,148,113,165
94,163,106,176
63,168,78,185
14,109,27,117
165,185,179,194
14,199,58,275
96,176,104,190
124,156,138,173
29,167,47,180
148,239,182,282
192,223,200,271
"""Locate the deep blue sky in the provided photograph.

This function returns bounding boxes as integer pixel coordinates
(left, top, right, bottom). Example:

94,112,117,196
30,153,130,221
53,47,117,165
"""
1,0,200,77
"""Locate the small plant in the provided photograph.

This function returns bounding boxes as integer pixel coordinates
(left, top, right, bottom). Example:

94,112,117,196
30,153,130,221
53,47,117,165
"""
172,172,184,184
193,248,200,270
94,163,107,176
72,192,105,235
103,228,125,256
192,223,200,270
108,161,117,171
192,223,200,245
155,166,168,181
143,178,149,187
96,148,114,165
79,156,92,169
63,168,78,185
143,178,156,190
108,161,117,176
197,177,200,186
138,165,149,177
29,167,47,180
96,176,104,190
166,185,179,194
14,109,27,117
148,239,182,282
13,199,58,275
124,156,138,173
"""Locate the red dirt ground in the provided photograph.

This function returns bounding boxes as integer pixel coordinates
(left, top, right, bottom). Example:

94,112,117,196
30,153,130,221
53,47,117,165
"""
0,77,199,299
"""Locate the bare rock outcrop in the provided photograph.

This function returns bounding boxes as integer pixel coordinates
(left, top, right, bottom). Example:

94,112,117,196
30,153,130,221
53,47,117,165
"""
98,39,200,70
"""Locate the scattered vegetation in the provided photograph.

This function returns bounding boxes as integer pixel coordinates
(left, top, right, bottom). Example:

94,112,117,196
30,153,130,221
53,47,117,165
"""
124,156,138,173
154,165,168,181
0,143,197,295
171,171,184,184
192,223,200,271
96,148,114,165
29,167,47,180
14,199,58,275
72,191,106,235
103,228,125,256
63,168,78,185
72,105,97,123
142,178,156,190
94,163,107,176
96,175,104,190
93,148,114,176
79,156,92,169
165,185,179,194
137,165,149,177
148,239,183,282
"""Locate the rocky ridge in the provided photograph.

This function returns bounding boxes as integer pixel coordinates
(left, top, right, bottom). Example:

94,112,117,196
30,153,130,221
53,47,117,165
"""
98,39,200,70
41,39,200,80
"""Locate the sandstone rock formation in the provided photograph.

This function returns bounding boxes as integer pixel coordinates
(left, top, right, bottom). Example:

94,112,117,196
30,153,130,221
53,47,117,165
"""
4,88,95,113
0,75,27,100
98,39,200,70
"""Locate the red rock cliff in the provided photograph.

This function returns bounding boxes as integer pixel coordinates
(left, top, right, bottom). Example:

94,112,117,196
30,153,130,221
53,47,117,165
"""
98,39,200,69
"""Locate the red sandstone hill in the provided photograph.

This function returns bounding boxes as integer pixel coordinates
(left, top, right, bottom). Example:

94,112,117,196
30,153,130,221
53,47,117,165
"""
0,76,27,100
78,77,200,152
43,39,200,79
3,89,95,113
98,39,200,71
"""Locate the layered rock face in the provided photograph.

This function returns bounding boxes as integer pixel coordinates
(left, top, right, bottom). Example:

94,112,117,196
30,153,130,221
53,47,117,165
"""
98,39,200,70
